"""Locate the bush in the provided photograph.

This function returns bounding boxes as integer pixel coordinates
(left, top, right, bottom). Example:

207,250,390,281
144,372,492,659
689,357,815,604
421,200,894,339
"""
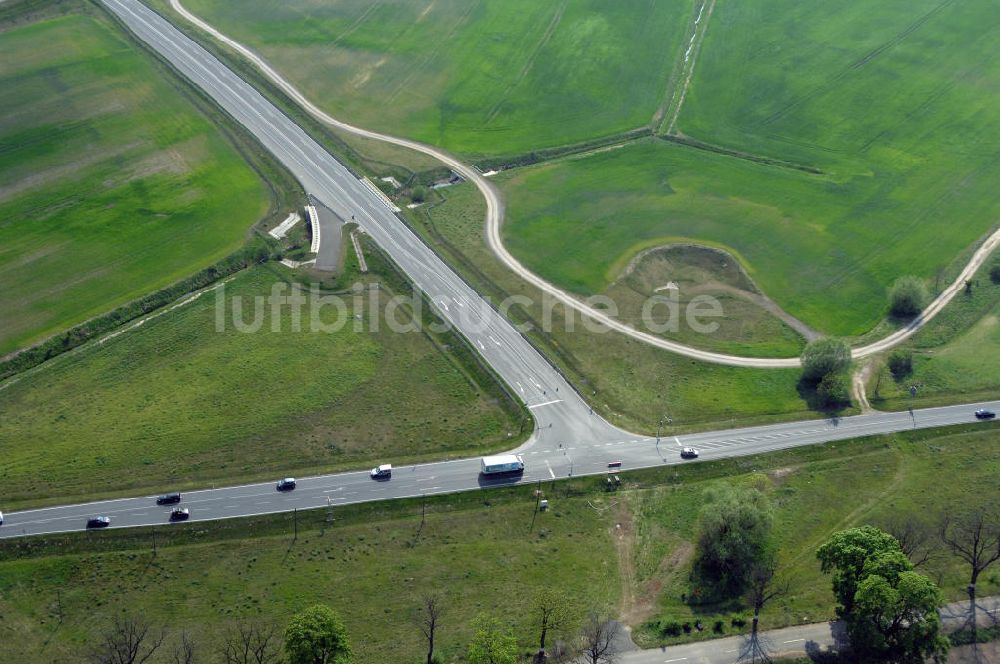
659,620,683,637
887,350,913,379
713,620,725,634
800,338,852,384
410,185,428,203
889,276,929,318
990,263,1000,285
731,616,747,628
682,623,692,634
817,372,851,408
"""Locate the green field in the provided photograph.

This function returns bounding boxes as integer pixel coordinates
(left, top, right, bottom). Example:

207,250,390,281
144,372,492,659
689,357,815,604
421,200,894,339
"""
179,0,692,157
500,132,1000,337
1,426,995,662
0,262,522,508
0,8,271,355
414,182,816,433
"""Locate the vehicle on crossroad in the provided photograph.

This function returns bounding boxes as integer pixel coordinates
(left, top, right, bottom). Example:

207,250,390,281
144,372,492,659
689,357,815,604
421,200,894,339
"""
0,511,4,526
156,492,181,505
680,447,699,459
370,464,392,479
480,454,524,475
169,508,190,521
975,409,996,419
276,478,297,491
87,516,111,529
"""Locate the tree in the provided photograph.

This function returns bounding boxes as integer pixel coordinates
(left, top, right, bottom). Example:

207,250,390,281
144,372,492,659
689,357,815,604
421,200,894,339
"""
578,612,620,664
172,632,196,664
416,595,443,664
284,605,351,664
880,515,936,568
990,263,1000,284
692,484,774,600
410,185,429,204
817,526,906,617
467,614,518,664
800,338,852,384
88,615,166,664
740,550,786,664
889,276,929,318
851,570,949,662
819,526,949,662
940,508,1000,647
816,371,851,408
533,588,574,659
221,620,282,664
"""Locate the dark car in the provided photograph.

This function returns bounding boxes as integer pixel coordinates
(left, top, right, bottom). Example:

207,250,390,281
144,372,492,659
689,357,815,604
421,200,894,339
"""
276,477,297,491
86,516,111,529
975,409,996,420
680,447,699,459
169,508,190,521
156,492,181,505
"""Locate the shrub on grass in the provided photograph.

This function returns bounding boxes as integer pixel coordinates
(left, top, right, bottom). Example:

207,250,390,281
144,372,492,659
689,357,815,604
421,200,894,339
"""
659,620,683,637
990,263,1000,284
888,350,913,379
889,276,929,318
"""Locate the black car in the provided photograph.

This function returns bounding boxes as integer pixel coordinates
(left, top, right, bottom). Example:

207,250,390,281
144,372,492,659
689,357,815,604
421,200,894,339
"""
276,477,297,491
975,409,996,420
169,508,190,521
156,492,181,505
86,516,111,529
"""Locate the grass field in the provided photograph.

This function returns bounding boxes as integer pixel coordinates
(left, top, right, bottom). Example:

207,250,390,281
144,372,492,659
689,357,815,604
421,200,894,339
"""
414,182,817,433
500,135,1000,337
179,0,692,157
0,258,523,508
0,425,995,661
0,8,272,356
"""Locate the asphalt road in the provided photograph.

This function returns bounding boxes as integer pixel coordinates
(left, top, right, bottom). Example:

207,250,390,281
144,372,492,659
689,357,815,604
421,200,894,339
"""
1,0,994,540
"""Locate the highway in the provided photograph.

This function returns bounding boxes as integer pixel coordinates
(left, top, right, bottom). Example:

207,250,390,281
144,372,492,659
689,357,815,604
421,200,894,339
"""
0,0,995,540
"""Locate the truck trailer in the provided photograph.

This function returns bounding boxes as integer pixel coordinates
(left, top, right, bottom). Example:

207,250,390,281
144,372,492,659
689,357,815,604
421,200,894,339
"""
480,454,525,475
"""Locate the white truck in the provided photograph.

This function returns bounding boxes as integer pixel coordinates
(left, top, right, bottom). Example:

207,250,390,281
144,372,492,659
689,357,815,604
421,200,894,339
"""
480,454,525,475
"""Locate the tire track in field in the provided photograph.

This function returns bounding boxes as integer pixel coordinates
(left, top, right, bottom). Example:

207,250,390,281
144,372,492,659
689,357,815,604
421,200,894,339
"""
383,0,479,106
328,2,381,50
484,0,567,125
760,0,955,128
167,0,1000,368
660,0,715,135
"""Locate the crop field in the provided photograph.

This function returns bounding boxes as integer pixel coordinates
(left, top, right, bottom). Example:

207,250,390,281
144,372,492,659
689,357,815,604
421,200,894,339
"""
179,0,692,157
414,182,815,433
0,264,521,508
1,426,995,661
0,10,271,356
500,133,1000,337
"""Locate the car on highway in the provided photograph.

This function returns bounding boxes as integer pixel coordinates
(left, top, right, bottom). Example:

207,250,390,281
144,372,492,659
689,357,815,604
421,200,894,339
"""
0,511,4,526
370,464,392,479
156,492,181,505
169,508,190,521
975,409,996,419
276,478,297,491
680,447,699,459
87,516,111,529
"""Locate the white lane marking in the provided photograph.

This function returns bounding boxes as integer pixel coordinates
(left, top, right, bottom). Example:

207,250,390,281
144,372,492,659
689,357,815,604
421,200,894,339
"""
477,340,485,350
674,436,682,447
516,381,525,393
489,335,501,346
545,461,555,479
528,399,563,410
415,477,437,482
783,638,805,643
663,659,688,663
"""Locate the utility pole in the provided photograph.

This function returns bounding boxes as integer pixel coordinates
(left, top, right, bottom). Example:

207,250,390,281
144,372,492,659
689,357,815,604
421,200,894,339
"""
293,508,298,541
530,480,541,532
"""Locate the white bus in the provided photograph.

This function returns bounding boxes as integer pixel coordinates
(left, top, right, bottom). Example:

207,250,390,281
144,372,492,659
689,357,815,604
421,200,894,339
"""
480,454,525,475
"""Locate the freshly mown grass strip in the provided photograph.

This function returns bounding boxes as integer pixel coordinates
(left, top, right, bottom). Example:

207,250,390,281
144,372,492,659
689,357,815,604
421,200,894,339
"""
411,181,816,434
180,0,693,157
0,264,523,508
0,7,273,355
0,425,995,661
